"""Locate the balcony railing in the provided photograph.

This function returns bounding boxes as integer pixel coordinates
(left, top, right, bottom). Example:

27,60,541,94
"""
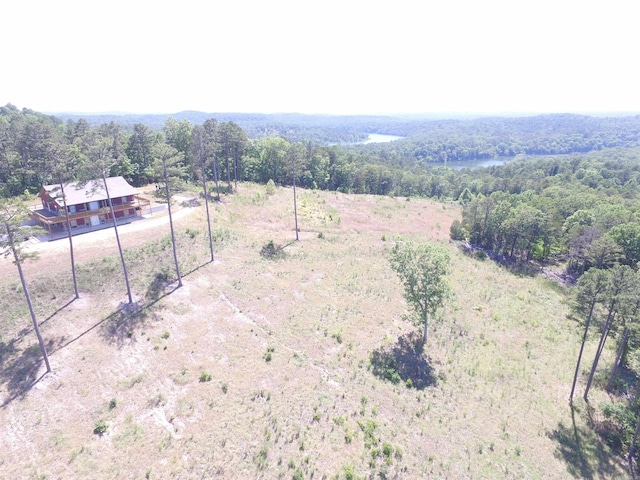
30,196,150,226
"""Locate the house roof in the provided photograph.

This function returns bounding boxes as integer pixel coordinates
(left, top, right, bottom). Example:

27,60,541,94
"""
42,176,137,206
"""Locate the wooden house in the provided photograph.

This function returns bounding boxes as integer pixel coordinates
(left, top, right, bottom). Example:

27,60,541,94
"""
30,176,150,233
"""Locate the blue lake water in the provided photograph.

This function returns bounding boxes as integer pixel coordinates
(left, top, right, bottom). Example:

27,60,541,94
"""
361,133,404,144
445,156,516,171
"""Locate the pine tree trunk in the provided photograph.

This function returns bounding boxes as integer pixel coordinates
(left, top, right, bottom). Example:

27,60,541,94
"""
584,304,615,401
59,179,79,299
629,408,640,468
607,327,629,392
422,308,429,345
11,236,51,373
292,154,299,241
102,171,133,304
212,156,221,201
233,145,239,191
163,165,183,287
225,144,232,193
201,159,215,263
570,299,597,402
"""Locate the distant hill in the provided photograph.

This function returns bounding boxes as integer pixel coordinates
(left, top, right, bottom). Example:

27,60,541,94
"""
53,109,640,158
53,111,456,143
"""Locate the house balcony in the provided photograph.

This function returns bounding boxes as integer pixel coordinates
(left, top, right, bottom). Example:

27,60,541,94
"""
29,196,151,229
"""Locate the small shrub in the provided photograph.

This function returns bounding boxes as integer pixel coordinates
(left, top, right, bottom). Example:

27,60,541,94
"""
199,371,212,383
108,398,117,410
254,444,268,471
332,330,343,344
93,420,108,435
343,465,356,480
221,382,228,394
386,368,401,384
449,219,466,241
149,393,167,407
260,240,286,259
161,331,170,339
264,346,275,362
252,192,264,205
317,231,325,239
345,428,353,444
265,179,276,195
185,227,199,239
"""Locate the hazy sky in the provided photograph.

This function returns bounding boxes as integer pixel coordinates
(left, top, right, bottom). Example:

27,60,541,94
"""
2,0,638,115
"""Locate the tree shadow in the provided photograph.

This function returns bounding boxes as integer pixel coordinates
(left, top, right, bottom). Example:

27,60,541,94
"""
99,301,151,348
457,243,541,278
52,282,180,355
548,405,624,479
0,335,65,407
369,331,437,390
146,263,211,302
145,271,172,302
39,297,76,327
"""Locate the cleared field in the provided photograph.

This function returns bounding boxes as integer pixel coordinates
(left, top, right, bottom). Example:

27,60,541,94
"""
0,183,625,479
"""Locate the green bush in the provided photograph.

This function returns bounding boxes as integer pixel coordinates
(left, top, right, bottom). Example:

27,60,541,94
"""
449,219,466,241
265,179,276,195
199,371,212,382
93,420,108,435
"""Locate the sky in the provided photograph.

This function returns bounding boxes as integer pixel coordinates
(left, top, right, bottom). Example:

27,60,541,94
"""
2,0,639,116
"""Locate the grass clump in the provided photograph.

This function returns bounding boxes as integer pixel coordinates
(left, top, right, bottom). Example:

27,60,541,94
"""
199,371,212,383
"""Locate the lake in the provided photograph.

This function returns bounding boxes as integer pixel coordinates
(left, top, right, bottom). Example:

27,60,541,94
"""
445,156,516,171
361,133,404,144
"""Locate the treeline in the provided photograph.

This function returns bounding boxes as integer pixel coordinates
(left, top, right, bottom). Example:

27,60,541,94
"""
0,104,452,198
452,149,640,267
356,113,640,164
56,111,386,144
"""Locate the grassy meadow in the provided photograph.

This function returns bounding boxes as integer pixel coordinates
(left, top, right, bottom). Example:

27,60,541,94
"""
0,183,628,479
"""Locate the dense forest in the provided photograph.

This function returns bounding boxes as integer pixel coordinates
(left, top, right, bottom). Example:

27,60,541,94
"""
4,102,640,463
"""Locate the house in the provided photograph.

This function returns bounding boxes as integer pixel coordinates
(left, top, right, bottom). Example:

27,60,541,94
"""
30,176,150,233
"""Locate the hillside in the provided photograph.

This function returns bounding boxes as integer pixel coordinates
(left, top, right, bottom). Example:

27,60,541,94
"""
0,184,626,479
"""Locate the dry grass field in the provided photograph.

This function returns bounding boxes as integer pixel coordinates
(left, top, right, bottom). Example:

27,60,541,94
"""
0,183,628,479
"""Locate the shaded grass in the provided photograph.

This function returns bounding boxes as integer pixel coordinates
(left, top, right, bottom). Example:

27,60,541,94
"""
369,331,437,389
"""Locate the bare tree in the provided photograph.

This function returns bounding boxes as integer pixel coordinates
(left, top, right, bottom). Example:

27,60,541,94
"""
191,125,215,262
289,146,299,241
569,267,608,402
152,143,185,287
47,142,80,299
203,119,221,202
0,200,51,373
84,137,133,304
584,264,635,401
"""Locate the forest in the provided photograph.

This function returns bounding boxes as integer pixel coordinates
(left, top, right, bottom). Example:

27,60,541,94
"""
4,102,640,475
